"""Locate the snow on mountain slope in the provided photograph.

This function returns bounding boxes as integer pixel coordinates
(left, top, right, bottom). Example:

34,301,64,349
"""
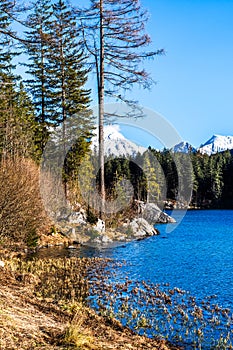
90,124,147,157
171,141,196,153
198,135,233,155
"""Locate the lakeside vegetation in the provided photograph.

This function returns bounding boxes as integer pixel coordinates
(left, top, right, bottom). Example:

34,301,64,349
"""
0,255,179,350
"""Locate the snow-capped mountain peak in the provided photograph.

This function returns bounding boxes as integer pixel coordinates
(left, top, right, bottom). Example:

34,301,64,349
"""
171,141,196,153
90,124,146,157
198,134,233,155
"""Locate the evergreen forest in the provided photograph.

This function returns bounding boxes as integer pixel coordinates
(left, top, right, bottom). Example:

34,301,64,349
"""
110,148,233,209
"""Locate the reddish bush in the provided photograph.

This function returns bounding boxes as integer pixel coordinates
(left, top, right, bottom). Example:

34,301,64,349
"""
0,158,50,245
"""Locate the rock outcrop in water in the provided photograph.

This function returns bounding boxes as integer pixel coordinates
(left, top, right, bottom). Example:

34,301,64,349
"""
138,202,176,224
127,218,159,238
55,201,175,246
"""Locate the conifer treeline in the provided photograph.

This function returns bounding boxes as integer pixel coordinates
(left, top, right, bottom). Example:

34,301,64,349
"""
101,149,233,209
151,149,233,208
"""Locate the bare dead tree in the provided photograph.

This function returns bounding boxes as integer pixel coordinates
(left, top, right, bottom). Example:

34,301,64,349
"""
0,0,34,43
78,0,163,218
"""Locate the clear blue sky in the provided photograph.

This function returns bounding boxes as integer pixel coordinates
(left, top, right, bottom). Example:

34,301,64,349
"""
129,0,233,148
17,0,233,148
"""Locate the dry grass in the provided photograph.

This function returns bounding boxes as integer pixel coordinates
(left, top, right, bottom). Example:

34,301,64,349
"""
0,267,65,350
63,308,95,349
0,260,180,350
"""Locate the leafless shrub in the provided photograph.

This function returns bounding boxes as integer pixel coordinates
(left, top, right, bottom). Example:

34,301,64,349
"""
0,157,50,245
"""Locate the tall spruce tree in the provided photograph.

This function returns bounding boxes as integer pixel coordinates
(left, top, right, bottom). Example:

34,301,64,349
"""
23,0,53,149
0,0,20,159
45,0,93,197
24,0,93,163
46,0,92,131
0,0,50,161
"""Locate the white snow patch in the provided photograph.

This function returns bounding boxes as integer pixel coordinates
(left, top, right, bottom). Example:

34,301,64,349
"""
198,135,233,155
90,124,146,157
171,141,196,153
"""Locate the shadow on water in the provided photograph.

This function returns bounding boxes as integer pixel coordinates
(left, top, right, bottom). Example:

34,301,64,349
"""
29,241,128,260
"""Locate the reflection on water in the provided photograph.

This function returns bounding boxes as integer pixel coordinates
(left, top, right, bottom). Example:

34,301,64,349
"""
31,242,127,260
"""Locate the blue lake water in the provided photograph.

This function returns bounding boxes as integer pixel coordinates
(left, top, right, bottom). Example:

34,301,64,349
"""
36,210,233,346
67,209,233,310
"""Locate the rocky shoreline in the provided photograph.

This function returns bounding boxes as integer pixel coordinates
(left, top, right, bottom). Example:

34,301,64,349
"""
42,202,176,250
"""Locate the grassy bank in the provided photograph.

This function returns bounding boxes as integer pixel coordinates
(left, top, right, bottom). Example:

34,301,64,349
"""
0,255,179,350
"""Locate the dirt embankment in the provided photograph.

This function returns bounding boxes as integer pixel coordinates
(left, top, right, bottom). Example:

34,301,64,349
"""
0,263,181,350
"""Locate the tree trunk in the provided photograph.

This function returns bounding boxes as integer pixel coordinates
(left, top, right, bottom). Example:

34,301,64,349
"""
98,0,105,218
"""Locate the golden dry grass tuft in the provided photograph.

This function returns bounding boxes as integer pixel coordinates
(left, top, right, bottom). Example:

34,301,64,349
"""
63,310,95,349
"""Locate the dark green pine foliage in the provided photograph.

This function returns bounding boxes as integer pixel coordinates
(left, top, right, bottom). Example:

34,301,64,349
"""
221,150,233,208
102,156,146,202
15,82,42,160
0,0,19,159
0,74,39,160
0,0,18,72
159,149,178,200
64,135,92,180
0,1,39,160
46,0,92,132
190,152,204,206
45,0,94,194
146,147,233,209
0,75,16,159
89,148,233,209
0,75,39,161
23,0,53,149
173,153,193,206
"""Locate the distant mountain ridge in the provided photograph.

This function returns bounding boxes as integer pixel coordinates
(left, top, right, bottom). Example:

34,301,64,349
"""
90,126,233,157
171,135,233,155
